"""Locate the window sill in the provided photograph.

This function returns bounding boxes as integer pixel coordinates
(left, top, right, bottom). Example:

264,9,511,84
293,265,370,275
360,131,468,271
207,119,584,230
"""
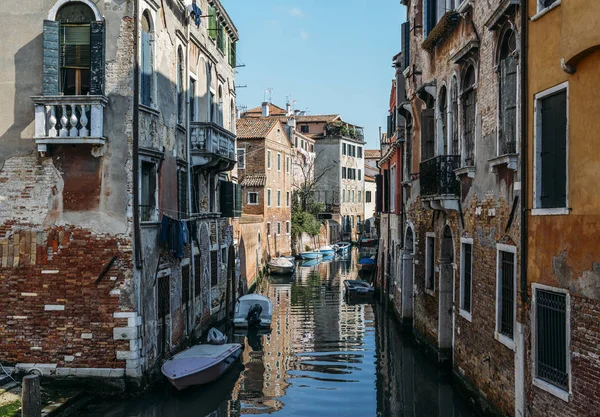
531,208,570,216
494,331,516,351
531,1,561,22
533,378,570,402
425,288,435,297
459,309,472,322
455,166,475,179
139,104,160,117
489,153,518,173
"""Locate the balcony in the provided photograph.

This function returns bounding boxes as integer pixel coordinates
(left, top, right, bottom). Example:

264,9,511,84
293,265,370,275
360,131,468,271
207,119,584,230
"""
32,95,108,155
190,122,236,172
419,155,460,211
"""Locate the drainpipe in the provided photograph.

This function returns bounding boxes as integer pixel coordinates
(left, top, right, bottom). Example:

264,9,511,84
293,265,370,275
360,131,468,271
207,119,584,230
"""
520,0,529,304
133,0,142,270
185,15,192,339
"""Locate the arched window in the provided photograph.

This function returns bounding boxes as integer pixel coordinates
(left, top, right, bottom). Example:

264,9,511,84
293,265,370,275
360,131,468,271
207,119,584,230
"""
405,112,413,180
56,2,96,95
438,86,448,155
451,76,459,155
141,11,153,106
462,65,476,166
498,29,518,155
177,47,184,123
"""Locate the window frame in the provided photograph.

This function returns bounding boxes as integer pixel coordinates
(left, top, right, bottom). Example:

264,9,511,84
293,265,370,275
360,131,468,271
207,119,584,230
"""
425,233,436,295
140,10,155,107
532,0,561,21
366,191,372,203
531,283,571,401
267,188,272,207
139,155,159,223
532,82,569,216
247,191,259,205
277,152,282,172
286,191,290,207
276,222,281,236
459,237,474,321
495,243,517,350
277,189,281,207
266,222,271,236
286,221,290,235
267,150,272,170
237,148,246,169
286,156,290,174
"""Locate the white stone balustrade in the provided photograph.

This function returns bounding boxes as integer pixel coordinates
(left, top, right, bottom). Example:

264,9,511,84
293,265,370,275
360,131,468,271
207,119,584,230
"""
31,95,108,154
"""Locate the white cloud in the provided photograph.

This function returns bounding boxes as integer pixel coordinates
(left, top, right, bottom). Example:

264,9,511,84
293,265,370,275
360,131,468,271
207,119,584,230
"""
300,30,309,40
290,7,304,17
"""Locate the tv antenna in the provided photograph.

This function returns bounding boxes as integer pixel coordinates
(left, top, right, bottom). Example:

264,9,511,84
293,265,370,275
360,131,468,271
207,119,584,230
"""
264,88,273,103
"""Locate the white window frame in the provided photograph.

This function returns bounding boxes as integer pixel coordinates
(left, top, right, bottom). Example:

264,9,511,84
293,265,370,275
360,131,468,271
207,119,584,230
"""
531,283,571,402
267,150,272,170
267,188,272,207
532,81,569,216
247,191,258,205
459,237,473,321
237,148,246,169
277,189,281,207
531,0,561,21
276,222,281,236
277,152,281,172
495,243,517,351
425,232,436,296
286,191,290,207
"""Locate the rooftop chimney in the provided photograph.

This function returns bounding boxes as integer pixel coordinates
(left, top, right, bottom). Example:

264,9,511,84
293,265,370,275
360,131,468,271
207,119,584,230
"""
262,102,269,117
286,102,292,116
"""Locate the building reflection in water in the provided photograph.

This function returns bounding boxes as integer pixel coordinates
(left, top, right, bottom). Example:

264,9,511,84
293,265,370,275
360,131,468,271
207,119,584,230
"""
77,248,475,417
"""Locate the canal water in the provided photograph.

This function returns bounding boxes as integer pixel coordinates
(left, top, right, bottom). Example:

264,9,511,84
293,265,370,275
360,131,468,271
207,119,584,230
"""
79,249,476,417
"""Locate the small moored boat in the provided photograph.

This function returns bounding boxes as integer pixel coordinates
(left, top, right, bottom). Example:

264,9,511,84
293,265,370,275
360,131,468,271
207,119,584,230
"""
336,242,351,253
268,257,295,275
161,342,243,390
344,279,375,296
318,245,336,256
357,256,376,272
233,294,273,329
300,251,323,260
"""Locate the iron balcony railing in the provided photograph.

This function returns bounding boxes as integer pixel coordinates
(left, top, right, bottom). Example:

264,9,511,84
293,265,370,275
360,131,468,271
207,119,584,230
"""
190,121,236,161
419,155,460,198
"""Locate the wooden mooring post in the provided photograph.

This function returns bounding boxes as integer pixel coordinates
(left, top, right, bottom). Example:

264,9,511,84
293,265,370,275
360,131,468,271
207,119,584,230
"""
21,374,41,417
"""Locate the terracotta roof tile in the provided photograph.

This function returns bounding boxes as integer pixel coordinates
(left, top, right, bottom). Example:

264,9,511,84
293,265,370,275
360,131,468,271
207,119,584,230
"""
243,103,287,117
241,174,267,187
236,118,278,139
295,114,340,123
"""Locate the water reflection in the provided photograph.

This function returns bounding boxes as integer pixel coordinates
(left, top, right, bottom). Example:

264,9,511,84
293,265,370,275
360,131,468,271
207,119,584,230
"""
79,248,475,417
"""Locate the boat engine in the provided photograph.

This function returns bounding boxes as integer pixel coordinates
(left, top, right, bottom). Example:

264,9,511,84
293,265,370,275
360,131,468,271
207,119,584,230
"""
246,303,263,328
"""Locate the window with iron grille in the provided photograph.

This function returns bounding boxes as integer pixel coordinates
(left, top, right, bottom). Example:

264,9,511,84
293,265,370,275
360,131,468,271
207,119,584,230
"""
460,241,473,314
194,254,201,297
426,235,435,291
210,250,218,287
182,264,190,306
535,289,568,390
497,249,515,339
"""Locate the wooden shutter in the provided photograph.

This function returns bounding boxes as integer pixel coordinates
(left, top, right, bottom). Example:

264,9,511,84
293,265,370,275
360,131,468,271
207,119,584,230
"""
540,91,567,208
383,169,390,212
500,57,518,155
402,22,410,69
421,108,435,161
375,174,383,213
141,29,152,106
230,41,237,68
220,180,235,217
234,183,242,217
423,0,430,36
208,7,217,40
43,20,60,96
424,0,437,37
89,21,105,95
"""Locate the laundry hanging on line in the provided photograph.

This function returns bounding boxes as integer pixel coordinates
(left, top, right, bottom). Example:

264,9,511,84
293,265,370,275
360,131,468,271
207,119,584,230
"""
160,214,188,259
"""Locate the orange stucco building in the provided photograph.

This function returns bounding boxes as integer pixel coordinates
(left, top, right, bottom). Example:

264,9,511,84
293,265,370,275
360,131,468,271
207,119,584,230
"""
525,0,600,415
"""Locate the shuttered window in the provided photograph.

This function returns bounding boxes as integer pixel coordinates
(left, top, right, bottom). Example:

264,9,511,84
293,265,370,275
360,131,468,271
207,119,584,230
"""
461,242,473,313
401,22,410,69
539,90,567,209
498,250,515,338
208,7,217,40
141,13,152,106
439,87,448,155
451,77,459,155
423,0,438,37
462,67,476,166
141,161,157,222
421,108,435,161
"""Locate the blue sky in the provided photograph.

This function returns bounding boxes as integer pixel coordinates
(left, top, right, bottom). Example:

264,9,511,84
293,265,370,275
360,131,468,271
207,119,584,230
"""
220,0,406,149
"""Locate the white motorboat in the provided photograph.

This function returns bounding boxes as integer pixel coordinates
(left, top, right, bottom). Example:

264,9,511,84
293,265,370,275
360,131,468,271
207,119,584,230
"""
161,342,243,391
268,257,295,275
233,294,273,329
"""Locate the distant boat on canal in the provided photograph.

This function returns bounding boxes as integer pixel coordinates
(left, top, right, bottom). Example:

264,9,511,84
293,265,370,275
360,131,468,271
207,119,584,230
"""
318,245,336,256
268,257,295,275
300,251,324,260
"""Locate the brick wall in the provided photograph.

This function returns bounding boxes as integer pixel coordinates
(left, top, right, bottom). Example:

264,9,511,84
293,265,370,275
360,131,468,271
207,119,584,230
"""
0,226,133,369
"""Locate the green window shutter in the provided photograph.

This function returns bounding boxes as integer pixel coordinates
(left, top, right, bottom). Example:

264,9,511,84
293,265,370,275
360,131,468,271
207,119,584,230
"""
89,21,105,95
231,41,236,68
220,180,234,217
234,184,242,217
43,20,60,96
208,7,217,40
